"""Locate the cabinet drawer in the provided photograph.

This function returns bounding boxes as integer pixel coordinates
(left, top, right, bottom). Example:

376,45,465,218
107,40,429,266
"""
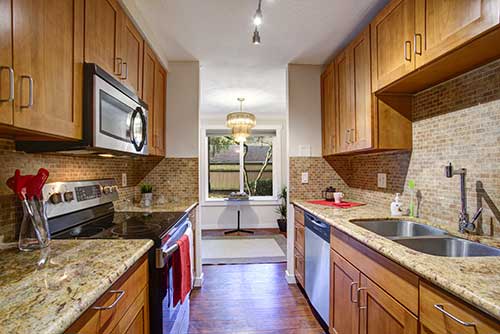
294,206,304,226
66,255,149,334
294,222,305,256
332,228,419,315
294,249,305,287
420,282,500,334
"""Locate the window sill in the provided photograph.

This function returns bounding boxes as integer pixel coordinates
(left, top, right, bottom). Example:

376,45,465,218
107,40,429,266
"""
202,197,280,207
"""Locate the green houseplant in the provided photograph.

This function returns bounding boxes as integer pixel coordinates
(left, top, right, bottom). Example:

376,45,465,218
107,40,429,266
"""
140,184,153,207
275,186,287,232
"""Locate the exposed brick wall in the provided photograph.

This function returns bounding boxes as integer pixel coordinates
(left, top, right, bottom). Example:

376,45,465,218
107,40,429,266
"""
139,157,199,204
0,139,162,241
289,157,348,201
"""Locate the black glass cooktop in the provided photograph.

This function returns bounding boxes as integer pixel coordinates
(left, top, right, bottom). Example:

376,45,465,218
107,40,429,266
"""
53,211,187,245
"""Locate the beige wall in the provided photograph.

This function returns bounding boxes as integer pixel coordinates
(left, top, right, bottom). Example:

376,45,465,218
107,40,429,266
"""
166,61,200,158
288,64,323,157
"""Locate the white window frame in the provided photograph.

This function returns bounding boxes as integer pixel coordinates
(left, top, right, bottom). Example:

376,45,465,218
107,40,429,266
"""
201,125,282,205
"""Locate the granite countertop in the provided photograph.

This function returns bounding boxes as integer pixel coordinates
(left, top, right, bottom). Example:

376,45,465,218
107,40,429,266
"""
0,239,153,334
293,200,500,320
115,201,198,213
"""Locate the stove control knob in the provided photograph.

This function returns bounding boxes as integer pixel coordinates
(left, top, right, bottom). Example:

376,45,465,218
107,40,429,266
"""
49,192,63,204
64,191,74,202
103,186,112,194
111,185,119,193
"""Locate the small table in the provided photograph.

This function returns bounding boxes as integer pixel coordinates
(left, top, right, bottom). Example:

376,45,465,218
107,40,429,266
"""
224,198,254,234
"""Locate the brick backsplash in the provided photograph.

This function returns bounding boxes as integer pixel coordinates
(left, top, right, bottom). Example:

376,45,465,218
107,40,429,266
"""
139,158,199,204
0,139,162,241
314,59,500,235
289,157,348,201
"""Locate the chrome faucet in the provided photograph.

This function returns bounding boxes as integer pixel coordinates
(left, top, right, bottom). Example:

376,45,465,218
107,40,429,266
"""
445,163,483,233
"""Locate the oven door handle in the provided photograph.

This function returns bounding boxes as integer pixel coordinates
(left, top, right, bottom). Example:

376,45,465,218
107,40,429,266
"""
156,220,192,269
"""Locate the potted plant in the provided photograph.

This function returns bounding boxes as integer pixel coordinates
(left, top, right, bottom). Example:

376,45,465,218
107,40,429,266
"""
140,184,153,207
275,186,287,232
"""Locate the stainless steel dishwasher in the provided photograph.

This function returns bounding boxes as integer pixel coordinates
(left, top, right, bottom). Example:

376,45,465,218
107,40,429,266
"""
305,212,330,326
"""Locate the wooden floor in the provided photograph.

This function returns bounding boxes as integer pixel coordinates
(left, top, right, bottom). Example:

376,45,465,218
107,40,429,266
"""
186,263,325,333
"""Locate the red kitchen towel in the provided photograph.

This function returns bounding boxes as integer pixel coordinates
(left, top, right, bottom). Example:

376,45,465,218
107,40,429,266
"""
172,234,192,305
307,200,365,208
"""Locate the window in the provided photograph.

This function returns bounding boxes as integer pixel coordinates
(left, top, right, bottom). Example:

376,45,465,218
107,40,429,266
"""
207,130,277,199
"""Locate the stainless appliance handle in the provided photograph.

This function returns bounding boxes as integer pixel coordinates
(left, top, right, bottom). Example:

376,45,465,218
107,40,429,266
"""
310,219,327,228
433,304,476,327
129,107,146,151
91,290,125,310
0,66,14,102
156,219,192,268
20,75,33,109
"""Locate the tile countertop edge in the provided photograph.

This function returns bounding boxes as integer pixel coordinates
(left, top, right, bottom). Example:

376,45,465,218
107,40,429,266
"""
292,201,500,321
0,239,154,334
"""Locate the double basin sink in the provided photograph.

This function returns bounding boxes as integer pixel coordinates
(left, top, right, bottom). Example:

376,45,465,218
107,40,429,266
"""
351,220,500,257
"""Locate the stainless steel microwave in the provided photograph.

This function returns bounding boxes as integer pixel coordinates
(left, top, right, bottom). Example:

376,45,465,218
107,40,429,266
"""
16,63,149,156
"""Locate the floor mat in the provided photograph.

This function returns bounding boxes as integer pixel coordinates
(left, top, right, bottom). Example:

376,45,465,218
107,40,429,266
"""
202,234,287,265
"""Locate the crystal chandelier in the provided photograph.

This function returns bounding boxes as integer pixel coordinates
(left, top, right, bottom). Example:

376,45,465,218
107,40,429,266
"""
226,98,256,143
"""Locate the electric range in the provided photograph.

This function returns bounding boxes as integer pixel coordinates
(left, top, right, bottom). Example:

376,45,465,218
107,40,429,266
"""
44,179,191,334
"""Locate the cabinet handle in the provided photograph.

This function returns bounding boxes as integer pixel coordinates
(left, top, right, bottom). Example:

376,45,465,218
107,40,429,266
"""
349,282,358,303
121,62,128,80
345,129,350,144
433,304,476,327
92,290,126,310
115,57,123,76
350,128,355,144
357,287,367,310
20,75,33,109
414,33,422,56
404,41,411,61
0,66,14,102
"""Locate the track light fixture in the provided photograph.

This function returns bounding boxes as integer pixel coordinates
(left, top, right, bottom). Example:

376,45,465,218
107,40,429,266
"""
253,0,263,26
252,27,261,45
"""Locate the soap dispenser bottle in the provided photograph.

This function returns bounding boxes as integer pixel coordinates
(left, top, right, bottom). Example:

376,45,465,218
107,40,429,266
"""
391,193,403,216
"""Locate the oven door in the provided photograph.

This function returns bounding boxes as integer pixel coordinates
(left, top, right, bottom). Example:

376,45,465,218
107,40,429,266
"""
93,74,148,155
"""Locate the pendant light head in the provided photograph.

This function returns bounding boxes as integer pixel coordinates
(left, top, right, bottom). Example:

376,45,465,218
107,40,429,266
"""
252,27,261,45
226,98,256,143
253,0,263,26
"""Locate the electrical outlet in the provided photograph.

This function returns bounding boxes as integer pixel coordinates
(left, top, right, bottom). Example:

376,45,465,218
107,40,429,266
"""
377,173,387,188
301,172,309,184
122,173,127,187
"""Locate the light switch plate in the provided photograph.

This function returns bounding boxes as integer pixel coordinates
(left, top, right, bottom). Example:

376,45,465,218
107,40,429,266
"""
122,173,127,187
301,172,309,184
377,173,387,188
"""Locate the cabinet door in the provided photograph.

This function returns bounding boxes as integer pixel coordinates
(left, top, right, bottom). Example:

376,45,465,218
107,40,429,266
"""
336,50,354,153
415,0,500,67
331,251,360,334
111,286,150,334
294,222,305,255
122,17,144,96
85,0,123,78
359,274,418,334
349,27,373,151
0,0,13,125
153,65,167,156
294,250,305,287
371,0,415,92
142,44,156,155
321,63,336,156
13,0,84,139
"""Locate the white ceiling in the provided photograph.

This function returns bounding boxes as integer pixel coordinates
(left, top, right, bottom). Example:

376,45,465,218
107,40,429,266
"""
123,0,388,116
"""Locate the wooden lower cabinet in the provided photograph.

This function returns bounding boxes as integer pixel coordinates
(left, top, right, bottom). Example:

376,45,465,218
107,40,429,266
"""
66,255,149,334
359,274,418,334
294,222,305,256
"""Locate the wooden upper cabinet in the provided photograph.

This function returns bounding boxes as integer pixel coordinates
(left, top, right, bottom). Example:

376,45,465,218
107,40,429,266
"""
0,0,13,125
371,0,415,92
122,17,144,96
321,62,336,156
359,274,418,334
335,50,354,153
415,0,500,67
85,0,123,78
153,65,167,156
12,0,83,139
349,27,373,151
142,44,156,154
331,251,360,334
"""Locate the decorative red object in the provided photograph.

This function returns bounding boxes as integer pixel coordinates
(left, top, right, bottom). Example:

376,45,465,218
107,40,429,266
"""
307,200,365,208
172,234,192,305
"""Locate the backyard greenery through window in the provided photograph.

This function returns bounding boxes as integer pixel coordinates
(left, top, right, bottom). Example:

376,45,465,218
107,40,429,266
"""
207,133,275,199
